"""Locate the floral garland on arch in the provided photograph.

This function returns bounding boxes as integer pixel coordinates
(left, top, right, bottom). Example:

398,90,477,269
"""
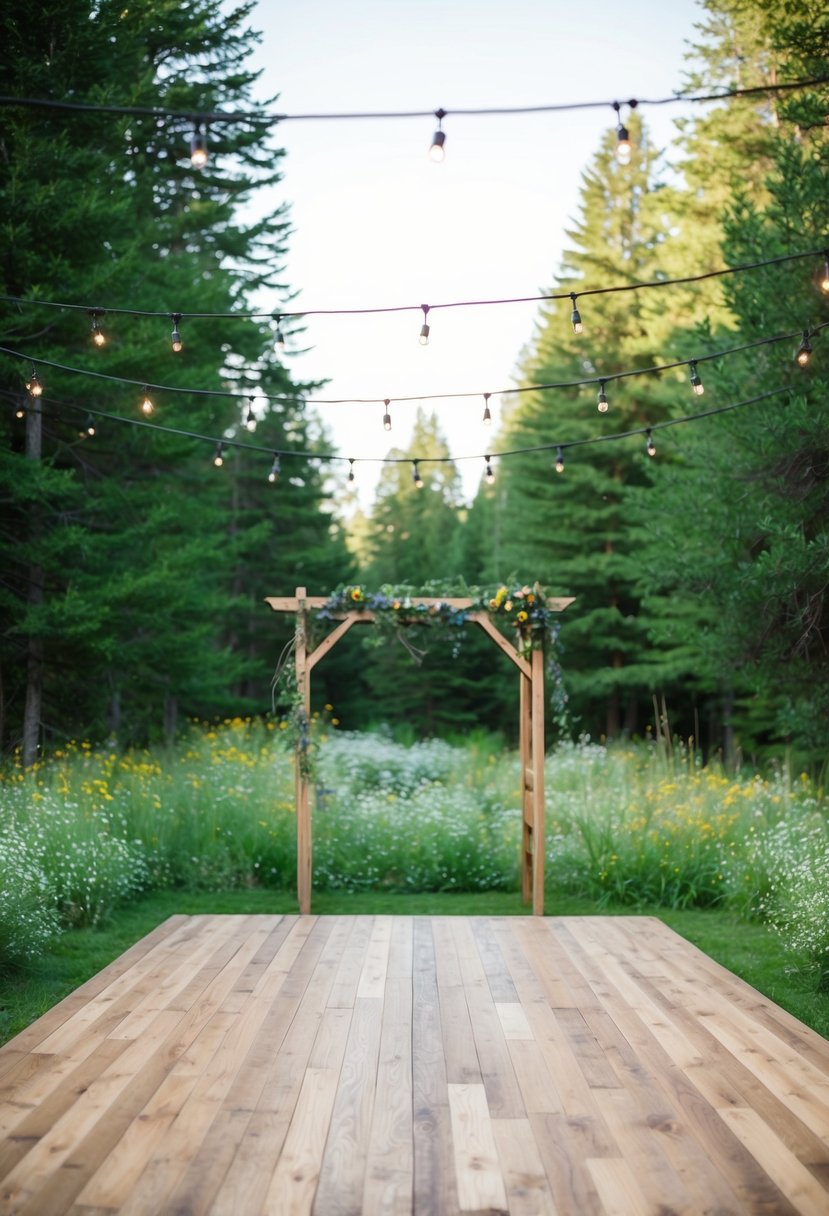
314,581,558,661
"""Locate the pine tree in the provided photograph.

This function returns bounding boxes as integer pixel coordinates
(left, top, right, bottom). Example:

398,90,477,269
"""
0,1,335,755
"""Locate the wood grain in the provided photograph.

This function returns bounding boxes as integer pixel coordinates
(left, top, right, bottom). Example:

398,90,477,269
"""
1,913,828,1214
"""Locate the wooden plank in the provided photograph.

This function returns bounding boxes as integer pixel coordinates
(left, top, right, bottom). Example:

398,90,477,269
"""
447,1083,508,1212
307,613,360,672
491,1116,558,1216
531,645,545,916
4,914,829,1216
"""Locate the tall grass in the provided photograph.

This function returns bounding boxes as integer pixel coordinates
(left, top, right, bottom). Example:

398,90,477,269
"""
1,721,826,987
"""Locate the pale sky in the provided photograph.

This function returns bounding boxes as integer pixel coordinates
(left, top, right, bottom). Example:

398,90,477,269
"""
242,0,706,504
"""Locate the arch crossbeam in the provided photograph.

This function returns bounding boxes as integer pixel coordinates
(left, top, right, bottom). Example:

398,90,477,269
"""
266,587,574,915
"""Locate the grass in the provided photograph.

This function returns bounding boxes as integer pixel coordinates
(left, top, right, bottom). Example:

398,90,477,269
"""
2,888,826,1046
2,719,828,1041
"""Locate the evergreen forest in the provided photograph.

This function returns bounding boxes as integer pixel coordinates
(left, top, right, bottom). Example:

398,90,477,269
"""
1,0,828,771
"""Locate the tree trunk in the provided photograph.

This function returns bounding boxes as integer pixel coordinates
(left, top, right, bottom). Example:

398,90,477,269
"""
22,403,43,768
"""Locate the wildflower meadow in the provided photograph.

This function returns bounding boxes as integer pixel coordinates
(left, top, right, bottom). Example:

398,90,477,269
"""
1,719,827,990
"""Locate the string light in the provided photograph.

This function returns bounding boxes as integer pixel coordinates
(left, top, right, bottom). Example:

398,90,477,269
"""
382,399,392,431
26,366,42,397
245,398,257,432
347,459,356,484
554,447,565,474
190,123,208,169
89,310,106,348
689,360,704,395
3,247,821,329
482,392,492,425
83,414,96,437
268,454,280,483
14,400,25,419
597,381,609,413
570,293,583,335
612,100,636,165
413,461,424,488
170,314,183,353
646,428,656,457
140,387,154,416
213,443,225,467
485,456,495,485
796,332,813,366
429,109,446,162
275,316,286,353
419,305,430,346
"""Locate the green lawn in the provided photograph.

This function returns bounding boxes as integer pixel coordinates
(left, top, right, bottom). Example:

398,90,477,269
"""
2,889,827,1045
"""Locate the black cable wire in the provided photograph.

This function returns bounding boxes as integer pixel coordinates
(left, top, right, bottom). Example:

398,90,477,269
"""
1,247,824,321
0,75,826,125
1,322,825,408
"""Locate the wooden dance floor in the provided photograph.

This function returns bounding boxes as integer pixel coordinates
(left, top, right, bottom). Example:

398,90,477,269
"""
2,914,829,1214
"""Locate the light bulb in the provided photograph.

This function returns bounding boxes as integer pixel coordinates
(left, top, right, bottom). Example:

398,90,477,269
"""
570,294,583,335
689,361,704,395
482,392,492,425
245,399,257,432
84,415,96,437
597,382,609,413
347,460,355,484
90,312,106,347
554,447,565,474
213,443,225,468
140,388,154,416
419,305,430,345
383,400,392,431
429,111,446,161
646,429,656,457
190,126,208,169
796,333,813,366
413,462,423,489
268,454,280,483
14,401,25,420
485,457,495,486
275,318,285,353
26,367,42,397
616,127,632,165
171,314,183,353
820,256,829,294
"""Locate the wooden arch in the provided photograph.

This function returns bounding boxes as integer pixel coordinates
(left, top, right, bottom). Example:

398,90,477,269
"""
266,587,574,915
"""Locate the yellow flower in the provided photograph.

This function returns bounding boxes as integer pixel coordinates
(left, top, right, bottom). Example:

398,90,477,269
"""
504,600,513,612
516,610,528,622
526,593,535,604
350,587,363,601
489,598,498,609
392,600,400,609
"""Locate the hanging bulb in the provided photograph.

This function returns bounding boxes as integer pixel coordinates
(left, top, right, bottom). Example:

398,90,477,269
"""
382,400,392,431
26,366,42,397
429,109,446,162
484,456,495,485
170,314,183,353
140,387,155,416
268,454,281,483
482,392,492,425
347,459,356,484
689,361,704,396
597,381,609,413
89,310,106,348
14,400,26,420
795,332,813,366
245,398,257,432
570,293,583,335
84,415,96,437
419,304,430,346
190,124,208,169
213,443,225,468
275,316,286,353
646,429,656,457
413,461,424,489
612,101,634,165
554,447,565,474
